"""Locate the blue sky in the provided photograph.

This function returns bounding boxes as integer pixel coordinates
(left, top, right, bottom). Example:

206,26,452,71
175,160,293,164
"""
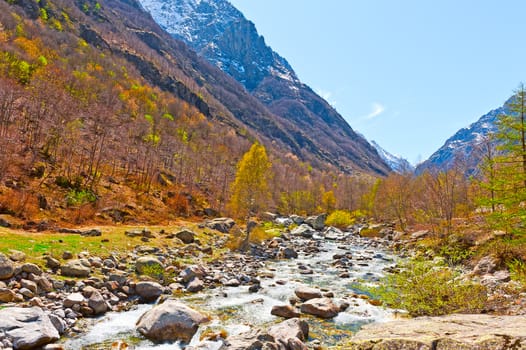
228,0,526,164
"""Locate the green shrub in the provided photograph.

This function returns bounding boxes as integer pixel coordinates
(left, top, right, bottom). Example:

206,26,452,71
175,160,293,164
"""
508,258,526,285
373,258,487,316
66,189,96,206
325,210,354,229
437,235,474,266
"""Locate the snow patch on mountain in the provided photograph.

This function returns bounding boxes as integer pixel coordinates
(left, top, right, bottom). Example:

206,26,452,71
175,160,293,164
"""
371,141,414,173
416,100,511,175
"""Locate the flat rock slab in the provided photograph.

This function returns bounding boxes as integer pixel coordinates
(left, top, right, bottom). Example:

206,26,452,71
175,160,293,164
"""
349,314,526,350
0,307,59,349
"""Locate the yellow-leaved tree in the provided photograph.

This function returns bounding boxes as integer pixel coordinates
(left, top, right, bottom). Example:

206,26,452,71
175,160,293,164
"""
229,142,272,218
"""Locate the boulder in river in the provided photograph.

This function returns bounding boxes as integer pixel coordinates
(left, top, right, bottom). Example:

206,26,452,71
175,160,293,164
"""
271,305,300,319
268,317,309,345
0,306,59,349
136,300,210,343
348,313,526,349
300,298,340,318
294,286,322,300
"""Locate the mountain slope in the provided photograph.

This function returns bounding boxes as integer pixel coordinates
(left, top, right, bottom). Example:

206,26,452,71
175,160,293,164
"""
416,100,511,175
138,0,390,175
371,141,414,173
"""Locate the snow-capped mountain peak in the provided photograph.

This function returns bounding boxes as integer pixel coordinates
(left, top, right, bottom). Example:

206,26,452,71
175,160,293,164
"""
371,140,414,173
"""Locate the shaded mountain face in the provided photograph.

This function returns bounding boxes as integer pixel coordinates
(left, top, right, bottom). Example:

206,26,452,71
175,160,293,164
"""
416,100,511,176
139,0,391,175
371,141,414,173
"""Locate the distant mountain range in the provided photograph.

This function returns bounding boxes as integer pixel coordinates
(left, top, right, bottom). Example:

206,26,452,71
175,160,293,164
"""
416,99,512,175
138,0,391,175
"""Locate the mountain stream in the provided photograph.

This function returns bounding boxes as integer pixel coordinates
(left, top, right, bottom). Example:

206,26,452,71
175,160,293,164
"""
64,235,397,349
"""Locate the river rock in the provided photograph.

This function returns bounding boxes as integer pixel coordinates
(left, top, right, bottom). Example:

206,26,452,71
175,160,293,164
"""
0,307,59,349
45,256,61,269
20,279,38,294
135,256,163,276
9,250,26,262
136,300,210,343
205,218,235,233
348,314,526,349
0,253,14,280
291,224,316,238
304,214,326,230
186,277,204,292
0,287,16,302
135,281,163,302
294,286,322,300
268,318,309,344
63,292,85,308
21,263,42,275
87,289,108,315
300,298,340,318
61,260,91,277
222,329,274,349
271,305,300,319
279,247,298,259
323,226,346,240
180,265,207,283
175,229,195,244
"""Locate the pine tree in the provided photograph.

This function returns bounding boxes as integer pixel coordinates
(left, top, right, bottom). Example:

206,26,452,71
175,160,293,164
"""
229,142,272,218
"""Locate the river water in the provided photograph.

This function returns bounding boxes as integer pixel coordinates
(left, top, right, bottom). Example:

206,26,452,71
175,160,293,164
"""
64,235,397,349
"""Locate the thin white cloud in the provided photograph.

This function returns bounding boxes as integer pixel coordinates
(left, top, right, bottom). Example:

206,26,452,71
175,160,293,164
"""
315,88,337,107
365,102,385,120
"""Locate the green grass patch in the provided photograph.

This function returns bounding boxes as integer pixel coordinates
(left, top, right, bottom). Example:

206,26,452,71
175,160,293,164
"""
371,258,487,316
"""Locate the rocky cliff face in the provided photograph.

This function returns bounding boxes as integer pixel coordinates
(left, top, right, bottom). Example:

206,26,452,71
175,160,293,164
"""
139,0,391,175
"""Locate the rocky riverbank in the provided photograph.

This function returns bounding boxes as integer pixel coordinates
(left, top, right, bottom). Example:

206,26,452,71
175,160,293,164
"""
1,215,525,349
0,215,395,349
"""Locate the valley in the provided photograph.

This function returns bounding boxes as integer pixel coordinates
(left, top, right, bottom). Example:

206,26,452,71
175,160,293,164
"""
0,0,526,349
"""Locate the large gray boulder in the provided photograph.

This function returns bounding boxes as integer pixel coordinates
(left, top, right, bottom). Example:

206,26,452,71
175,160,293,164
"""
304,214,326,230
135,281,164,302
135,256,163,276
205,218,235,233
175,229,195,244
290,224,316,238
136,300,210,343
61,259,90,277
0,253,14,280
300,298,340,319
348,314,526,349
0,307,59,349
